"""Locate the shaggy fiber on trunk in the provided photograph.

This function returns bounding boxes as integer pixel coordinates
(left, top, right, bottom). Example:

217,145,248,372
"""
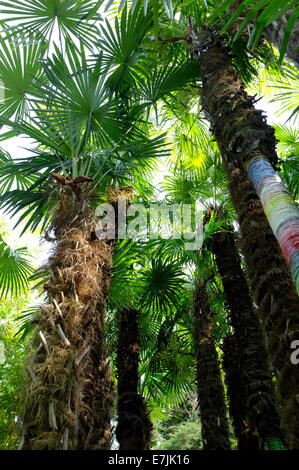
21,183,114,450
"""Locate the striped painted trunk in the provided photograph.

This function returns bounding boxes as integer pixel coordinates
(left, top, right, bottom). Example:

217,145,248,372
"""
247,157,299,294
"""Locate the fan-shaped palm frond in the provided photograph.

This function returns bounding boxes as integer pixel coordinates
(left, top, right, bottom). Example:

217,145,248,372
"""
96,3,153,95
31,43,137,158
0,236,33,298
269,67,299,123
140,258,186,313
0,28,47,120
0,184,57,234
1,0,103,48
275,125,299,200
0,148,37,194
163,174,204,204
14,306,41,340
141,346,195,407
104,0,176,40
166,113,210,174
129,58,200,112
275,124,299,156
139,292,196,407
246,59,295,102
108,239,143,309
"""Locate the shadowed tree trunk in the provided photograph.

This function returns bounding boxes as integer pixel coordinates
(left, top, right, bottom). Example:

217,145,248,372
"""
263,8,299,68
222,334,260,450
116,307,152,450
230,2,299,67
187,26,299,449
228,167,299,449
21,181,114,450
211,217,283,449
193,280,231,450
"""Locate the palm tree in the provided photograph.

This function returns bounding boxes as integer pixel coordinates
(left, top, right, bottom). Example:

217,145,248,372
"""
143,211,232,449
0,235,33,300
116,307,152,450
187,25,299,294
193,277,231,450
228,166,299,449
110,247,192,450
179,24,299,448
0,24,166,448
19,178,116,450
160,142,283,449
222,333,260,450
208,208,283,449
92,2,298,296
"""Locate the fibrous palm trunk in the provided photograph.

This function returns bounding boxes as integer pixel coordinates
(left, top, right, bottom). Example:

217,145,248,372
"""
193,281,231,450
115,307,152,450
188,26,299,295
228,167,299,449
188,27,299,449
211,220,282,449
21,182,114,450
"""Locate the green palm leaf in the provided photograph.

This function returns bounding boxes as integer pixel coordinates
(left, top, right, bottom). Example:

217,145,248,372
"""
270,68,299,123
140,258,186,313
1,0,103,48
0,148,37,195
0,185,57,234
0,28,46,120
275,124,299,156
0,236,33,298
207,0,298,63
14,306,41,340
98,3,152,80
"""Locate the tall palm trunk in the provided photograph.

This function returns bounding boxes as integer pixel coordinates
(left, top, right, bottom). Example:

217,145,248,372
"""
228,167,299,449
211,218,282,449
188,27,299,448
193,280,231,450
115,307,152,450
222,334,260,450
188,26,299,295
21,181,114,450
